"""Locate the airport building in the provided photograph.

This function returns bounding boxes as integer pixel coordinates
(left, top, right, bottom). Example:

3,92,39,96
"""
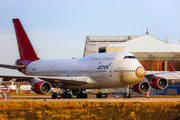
84,31,180,95
84,33,180,71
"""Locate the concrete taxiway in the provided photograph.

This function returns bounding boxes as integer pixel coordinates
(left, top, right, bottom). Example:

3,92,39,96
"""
1,95,180,102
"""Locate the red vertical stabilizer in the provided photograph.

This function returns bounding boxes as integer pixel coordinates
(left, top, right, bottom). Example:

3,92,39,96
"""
169,65,175,72
12,19,39,61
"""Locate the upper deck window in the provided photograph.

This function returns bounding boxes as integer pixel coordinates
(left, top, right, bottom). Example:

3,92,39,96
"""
124,56,136,59
103,58,114,60
92,58,101,60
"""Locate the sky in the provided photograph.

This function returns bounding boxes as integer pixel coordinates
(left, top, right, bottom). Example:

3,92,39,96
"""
0,0,180,76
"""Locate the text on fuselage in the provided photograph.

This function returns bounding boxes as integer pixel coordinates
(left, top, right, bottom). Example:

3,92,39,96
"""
97,63,112,69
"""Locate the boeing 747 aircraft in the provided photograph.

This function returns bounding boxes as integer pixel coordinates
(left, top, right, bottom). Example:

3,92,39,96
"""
0,19,172,98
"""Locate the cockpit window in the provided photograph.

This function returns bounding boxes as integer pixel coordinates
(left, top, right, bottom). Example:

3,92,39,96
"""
124,56,136,59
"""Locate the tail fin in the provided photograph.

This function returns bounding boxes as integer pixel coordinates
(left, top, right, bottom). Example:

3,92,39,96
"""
12,18,39,61
169,65,175,72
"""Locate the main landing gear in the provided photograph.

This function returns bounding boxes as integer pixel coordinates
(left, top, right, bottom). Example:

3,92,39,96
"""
96,92,108,98
52,89,87,99
51,89,108,99
52,92,60,99
77,89,87,98
52,89,72,99
123,84,131,98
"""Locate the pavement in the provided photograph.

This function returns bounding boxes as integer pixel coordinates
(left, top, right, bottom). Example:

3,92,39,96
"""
0,95,180,102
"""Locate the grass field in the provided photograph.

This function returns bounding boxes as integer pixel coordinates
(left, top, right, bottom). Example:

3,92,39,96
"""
0,101,180,120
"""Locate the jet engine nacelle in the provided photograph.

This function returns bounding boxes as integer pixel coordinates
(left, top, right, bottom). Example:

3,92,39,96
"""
150,77,168,90
132,81,150,93
31,81,52,94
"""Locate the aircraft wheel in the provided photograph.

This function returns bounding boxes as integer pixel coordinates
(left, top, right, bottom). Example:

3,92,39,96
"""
77,94,80,98
77,93,87,98
52,93,58,99
102,93,107,98
123,93,127,98
96,93,101,98
67,93,72,98
96,93,107,98
127,93,132,98
57,94,61,99
63,93,71,98
82,93,87,98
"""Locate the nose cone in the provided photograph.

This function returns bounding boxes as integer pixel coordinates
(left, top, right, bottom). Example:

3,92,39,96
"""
136,67,145,78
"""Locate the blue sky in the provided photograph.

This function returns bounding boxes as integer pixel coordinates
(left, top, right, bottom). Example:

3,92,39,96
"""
0,0,180,75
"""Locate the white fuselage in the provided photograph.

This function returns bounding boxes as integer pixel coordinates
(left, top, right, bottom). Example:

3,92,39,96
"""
26,52,144,89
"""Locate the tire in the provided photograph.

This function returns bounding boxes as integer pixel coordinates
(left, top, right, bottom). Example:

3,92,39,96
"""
102,93,107,98
96,93,101,98
52,93,58,99
63,94,67,98
123,93,127,98
77,93,82,98
127,93,132,98
57,94,61,99
77,93,87,98
82,93,87,98
67,94,72,98
84,93,87,98
77,94,80,98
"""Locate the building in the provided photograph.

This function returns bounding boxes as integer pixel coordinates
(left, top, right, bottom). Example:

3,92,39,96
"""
84,34,180,71
83,32,180,95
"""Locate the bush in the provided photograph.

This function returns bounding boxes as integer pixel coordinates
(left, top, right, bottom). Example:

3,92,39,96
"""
0,101,180,120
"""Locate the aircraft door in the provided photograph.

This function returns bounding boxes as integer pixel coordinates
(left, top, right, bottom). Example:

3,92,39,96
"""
49,67,53,77
66,67,71,77
90,66,94,76
109,65,113,77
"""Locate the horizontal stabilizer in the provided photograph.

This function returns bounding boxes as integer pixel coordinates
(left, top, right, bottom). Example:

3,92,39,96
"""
169,65,175,72
0,64,24,70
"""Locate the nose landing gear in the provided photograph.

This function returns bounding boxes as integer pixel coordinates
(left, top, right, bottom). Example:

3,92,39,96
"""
123,84,132,98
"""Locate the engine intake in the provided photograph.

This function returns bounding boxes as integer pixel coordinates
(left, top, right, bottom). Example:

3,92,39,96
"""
150,77,168,90
132,81,150,93
32,81,52,94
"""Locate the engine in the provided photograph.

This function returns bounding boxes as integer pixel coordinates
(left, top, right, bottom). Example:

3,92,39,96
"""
132,81,150,93
150,77,168,90
31,81,52,94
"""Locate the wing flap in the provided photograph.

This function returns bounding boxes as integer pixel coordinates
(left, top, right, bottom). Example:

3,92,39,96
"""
38,76,88,85
0,75,91,85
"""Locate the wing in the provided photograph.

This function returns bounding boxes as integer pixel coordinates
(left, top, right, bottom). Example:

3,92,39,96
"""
0,64,24,70
0,75,95,85
145,71,174,76
145,65,175,76
145,65,176,81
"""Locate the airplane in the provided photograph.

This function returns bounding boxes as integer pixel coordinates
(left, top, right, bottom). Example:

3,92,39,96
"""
0,18,173,99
